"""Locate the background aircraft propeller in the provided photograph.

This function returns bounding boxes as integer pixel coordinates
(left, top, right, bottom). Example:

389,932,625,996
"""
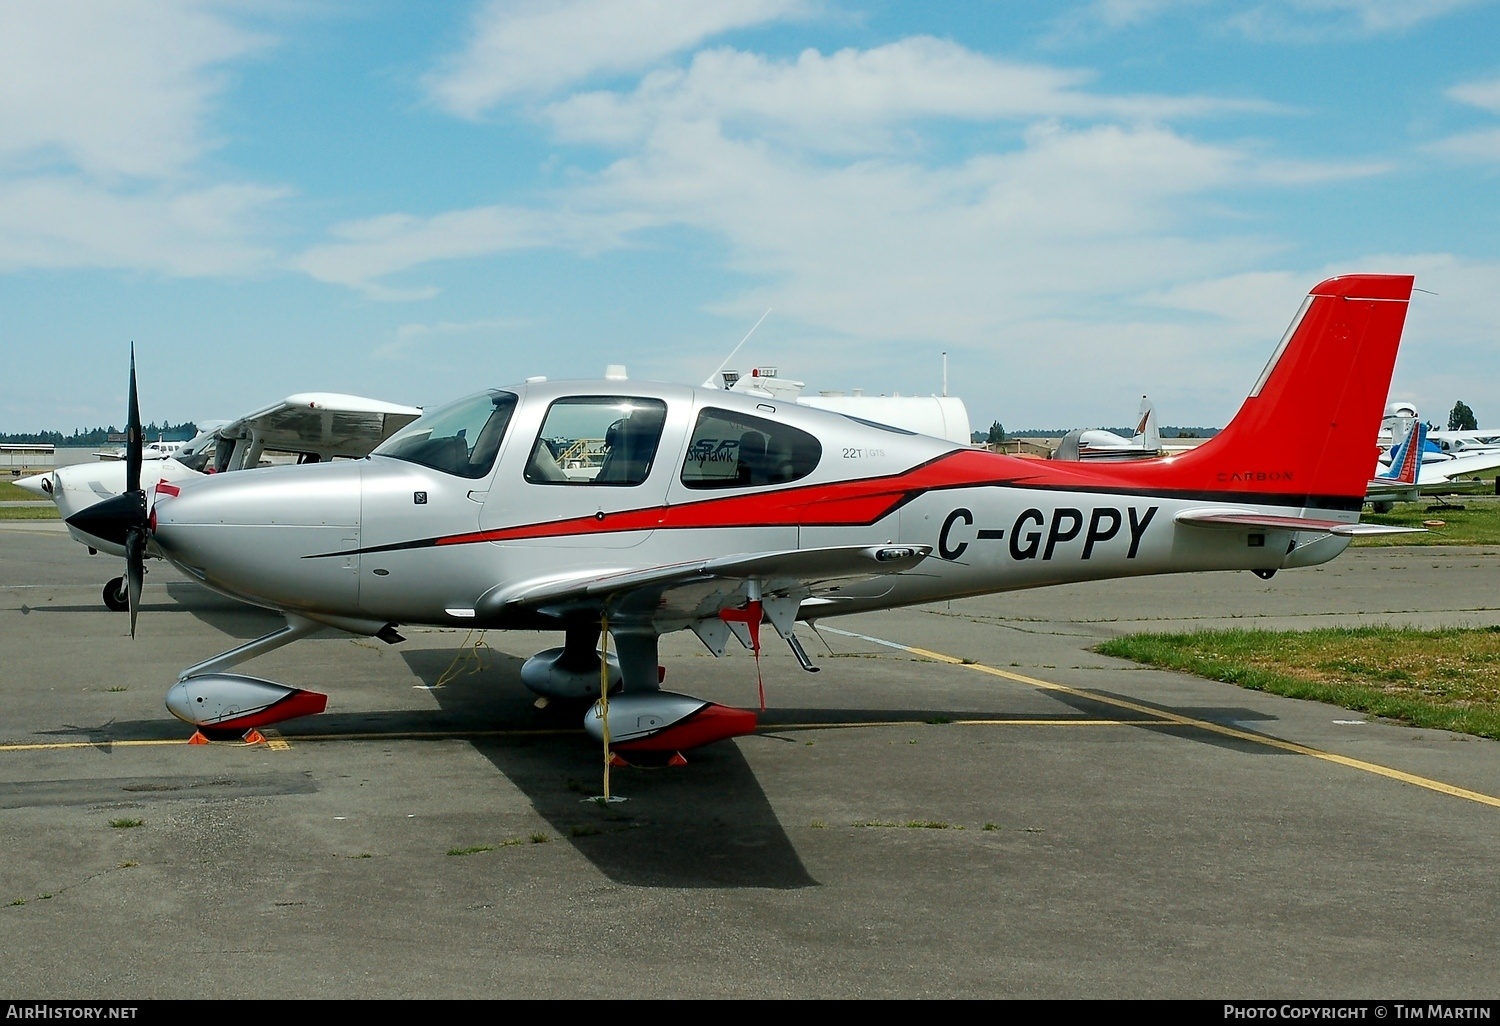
65,346,149,636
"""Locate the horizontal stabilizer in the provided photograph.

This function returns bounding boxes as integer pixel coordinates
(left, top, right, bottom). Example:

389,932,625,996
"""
1174,509,1425,537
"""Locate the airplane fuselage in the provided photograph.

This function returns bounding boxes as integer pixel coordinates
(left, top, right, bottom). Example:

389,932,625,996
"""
152,379,1349,638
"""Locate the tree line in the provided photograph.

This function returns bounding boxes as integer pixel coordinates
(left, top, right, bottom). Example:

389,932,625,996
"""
0,421,198,446
971,421,1219,444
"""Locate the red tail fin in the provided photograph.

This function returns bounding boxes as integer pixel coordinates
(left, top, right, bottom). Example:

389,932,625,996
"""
1150,274,1414,505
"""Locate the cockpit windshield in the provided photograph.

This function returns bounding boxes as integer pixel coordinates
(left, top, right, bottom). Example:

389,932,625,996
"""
372,390,518,479
172,430,218,472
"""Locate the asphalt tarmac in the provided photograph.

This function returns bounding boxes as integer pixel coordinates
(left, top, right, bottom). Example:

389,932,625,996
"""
2,520,1498,999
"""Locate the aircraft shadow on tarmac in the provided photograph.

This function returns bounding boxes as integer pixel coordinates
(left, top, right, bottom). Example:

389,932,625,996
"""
20,580,283,641
398,646,819,891
165,580,284,638
26,635,1294,887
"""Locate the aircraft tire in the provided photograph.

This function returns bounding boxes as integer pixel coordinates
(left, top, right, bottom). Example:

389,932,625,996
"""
1371,501,1394,514
103,577,129,612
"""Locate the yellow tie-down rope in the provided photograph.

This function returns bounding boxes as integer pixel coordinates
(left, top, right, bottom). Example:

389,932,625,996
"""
593,614,625,803
425,629,490,690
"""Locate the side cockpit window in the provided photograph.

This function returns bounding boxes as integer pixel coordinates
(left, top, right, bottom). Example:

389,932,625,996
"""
681,407,821,489
525,397,668,486
372,390,518,479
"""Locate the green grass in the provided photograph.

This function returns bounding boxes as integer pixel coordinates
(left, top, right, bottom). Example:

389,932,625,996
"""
446,844,495,857
0,478,60,518
108,818,143,829
1357,496,1500,546
0,504,59,520
1096,625,1500,739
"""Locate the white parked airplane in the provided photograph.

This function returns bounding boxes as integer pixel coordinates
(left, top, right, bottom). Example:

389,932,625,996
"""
1051,396,1161,461
73,274,1421,768
95,438,186,461
1429,429,1500,455
16,392,423,608
1367,417,1500,511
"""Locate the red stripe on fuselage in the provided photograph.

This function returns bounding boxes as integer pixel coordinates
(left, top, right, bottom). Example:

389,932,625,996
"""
435,450,996,546
427,446,1348,550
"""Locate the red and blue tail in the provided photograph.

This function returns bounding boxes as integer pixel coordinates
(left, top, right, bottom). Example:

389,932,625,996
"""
1376,419,1426,485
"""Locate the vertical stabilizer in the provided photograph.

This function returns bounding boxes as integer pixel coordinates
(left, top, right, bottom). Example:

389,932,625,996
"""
1378,418,1426,485
1133,274,1414,506
1132,396,1160,454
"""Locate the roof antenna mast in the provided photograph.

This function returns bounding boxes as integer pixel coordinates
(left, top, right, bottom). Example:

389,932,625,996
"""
702,308,772,388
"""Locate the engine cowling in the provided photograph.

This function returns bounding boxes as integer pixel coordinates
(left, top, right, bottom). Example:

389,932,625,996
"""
583,692,757,753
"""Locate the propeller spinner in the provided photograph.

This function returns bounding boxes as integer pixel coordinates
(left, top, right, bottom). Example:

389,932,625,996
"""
65,346,150,637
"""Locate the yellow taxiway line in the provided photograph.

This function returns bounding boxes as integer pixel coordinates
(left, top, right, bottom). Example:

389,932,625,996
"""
6,627,1499,811
819,624,1500,810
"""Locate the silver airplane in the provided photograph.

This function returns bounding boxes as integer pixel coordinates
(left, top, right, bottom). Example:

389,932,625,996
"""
17,391,421,610
73,274,1420,762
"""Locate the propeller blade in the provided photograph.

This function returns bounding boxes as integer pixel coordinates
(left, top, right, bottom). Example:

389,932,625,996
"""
126,344,141,496
125,527,145,638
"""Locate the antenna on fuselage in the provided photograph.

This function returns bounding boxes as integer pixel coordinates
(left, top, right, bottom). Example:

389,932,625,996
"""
702,308,772,388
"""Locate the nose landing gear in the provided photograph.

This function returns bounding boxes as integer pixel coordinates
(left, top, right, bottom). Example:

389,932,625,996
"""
103,576,130,612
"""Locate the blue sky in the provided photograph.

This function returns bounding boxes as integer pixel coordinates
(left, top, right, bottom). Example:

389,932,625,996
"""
2,0,1499,434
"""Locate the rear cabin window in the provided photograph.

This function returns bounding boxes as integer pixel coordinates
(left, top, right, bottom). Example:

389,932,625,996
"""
525,397,668,486
681,407,821,489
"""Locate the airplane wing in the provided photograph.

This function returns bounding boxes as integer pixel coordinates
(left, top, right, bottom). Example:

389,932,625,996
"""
477,543,932,645
1415,449,1500,486
1174,509,1424,537
214,392,422,461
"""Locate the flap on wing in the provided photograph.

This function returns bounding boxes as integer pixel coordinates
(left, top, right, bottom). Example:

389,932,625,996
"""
484,543,931,613
1174,509,1425,537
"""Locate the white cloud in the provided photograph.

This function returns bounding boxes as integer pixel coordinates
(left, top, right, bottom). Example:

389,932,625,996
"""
568,119,1293,343
1301,0,1478,33
1228,0,1479,40
308,31,1405,424
323,34,1343,302
1428,76,1500,162
0,0,271,180
375,317,532,360
1086,0,1204,29
297,204,657,300
546,38,1274,151
425,0,807,117
0,177,285,276
1449,75,1500,113
1428,127,1500,161
0,2,283,277
1130,255,1500,424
